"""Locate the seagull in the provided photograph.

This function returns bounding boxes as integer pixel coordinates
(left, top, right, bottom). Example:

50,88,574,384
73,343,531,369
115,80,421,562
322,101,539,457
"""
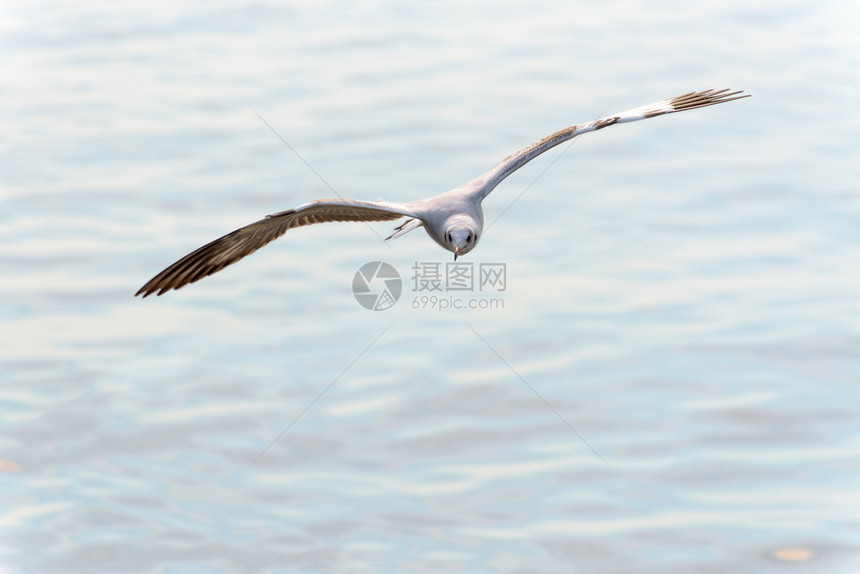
136,88,748,297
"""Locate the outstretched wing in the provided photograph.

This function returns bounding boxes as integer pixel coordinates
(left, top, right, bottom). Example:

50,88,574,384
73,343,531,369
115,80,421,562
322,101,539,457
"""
479,88,749,197
136,199,417,297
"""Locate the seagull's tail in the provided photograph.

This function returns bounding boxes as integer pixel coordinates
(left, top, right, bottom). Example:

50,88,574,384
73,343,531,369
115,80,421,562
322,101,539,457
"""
385,218,423,241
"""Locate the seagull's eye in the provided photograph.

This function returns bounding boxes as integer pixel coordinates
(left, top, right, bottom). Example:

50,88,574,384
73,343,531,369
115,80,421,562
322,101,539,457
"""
467,233,473,242
446,232,452,243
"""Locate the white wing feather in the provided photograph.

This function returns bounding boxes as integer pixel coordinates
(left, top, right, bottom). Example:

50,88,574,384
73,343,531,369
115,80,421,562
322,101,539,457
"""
478,88,748,197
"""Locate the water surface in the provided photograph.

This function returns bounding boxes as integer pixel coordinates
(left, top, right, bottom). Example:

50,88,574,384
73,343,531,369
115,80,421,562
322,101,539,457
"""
2,1,859,572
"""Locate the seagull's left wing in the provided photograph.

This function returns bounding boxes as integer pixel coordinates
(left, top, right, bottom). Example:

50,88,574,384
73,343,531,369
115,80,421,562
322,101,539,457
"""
136,198,416,297
478,88,749,197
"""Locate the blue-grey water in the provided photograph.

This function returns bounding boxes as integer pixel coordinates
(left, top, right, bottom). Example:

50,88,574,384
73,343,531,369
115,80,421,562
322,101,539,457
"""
2,1,859,572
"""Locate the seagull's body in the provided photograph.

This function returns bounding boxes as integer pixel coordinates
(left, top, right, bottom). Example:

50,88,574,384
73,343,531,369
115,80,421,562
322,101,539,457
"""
137,88,748,297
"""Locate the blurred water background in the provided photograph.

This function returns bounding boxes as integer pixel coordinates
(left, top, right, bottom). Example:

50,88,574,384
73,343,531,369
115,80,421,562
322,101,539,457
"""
2,1,859,572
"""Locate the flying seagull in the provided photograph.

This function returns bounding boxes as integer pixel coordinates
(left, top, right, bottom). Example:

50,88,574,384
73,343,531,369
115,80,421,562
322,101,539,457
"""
136,88,748,297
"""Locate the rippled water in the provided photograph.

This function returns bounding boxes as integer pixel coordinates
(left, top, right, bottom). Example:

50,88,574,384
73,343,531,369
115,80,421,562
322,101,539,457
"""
3,1,860,572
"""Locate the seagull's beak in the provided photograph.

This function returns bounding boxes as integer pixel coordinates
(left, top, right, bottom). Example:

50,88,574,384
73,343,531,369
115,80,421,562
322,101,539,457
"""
453,245,460,261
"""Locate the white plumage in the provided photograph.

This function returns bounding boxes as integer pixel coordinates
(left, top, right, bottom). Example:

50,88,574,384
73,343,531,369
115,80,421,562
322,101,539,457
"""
137,88,748,297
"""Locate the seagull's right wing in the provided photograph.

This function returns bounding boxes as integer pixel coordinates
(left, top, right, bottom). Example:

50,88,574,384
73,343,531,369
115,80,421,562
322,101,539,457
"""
136,199,417,297
478,88,749,197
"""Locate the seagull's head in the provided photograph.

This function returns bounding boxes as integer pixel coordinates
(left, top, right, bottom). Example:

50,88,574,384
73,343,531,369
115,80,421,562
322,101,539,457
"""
445,226,479,260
